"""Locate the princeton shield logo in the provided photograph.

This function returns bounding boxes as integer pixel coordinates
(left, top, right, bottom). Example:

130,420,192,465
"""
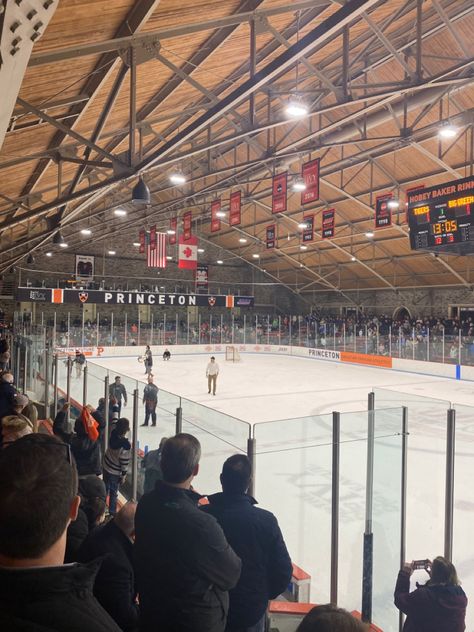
208,296,216,307
79,292,89,303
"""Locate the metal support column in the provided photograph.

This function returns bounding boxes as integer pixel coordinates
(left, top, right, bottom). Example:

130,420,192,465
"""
44,350,51,418
362,392,375,623
131,388,139,500
66,356,72,425
331,411,340,606
22,345,28,393
247,434,256,497
444,408,456,561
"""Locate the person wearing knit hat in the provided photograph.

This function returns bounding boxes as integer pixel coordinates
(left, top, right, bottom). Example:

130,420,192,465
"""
1,415,33,446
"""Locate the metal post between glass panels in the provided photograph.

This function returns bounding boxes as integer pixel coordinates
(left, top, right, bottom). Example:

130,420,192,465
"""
289,319,292,346
186,311,190,345
150,313,154,346
22,345,28,393
399,406,408,632
66,357,72,425
412,328,415,360
444,408,456,561
255,315,258,345
389,326,392,357
44,350,50,418
96,312,100,348
164,313,167,346
53,354,59,417
243,314,246,344
104,375,110,453
82,365,88,406
427,327,430,362
365,325,368,355
81,308,85,348
267,315,270,346
131,388,139,500
458,330,461,365
53,312,57,349
177,313,180,345
124,312,128,346
176,405,183,434
198,314,201,344
247,436,256,497
231,313,235,344
111,312,114,346
331,410,340,606
442,328,445,363
67,312,70,348
138,308,141,346
362,392,375,623
279,316,281,345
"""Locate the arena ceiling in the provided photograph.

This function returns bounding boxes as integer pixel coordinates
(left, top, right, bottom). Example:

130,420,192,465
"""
0,0,473,299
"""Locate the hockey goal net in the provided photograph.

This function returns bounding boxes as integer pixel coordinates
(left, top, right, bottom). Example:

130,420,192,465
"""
225,346,241,362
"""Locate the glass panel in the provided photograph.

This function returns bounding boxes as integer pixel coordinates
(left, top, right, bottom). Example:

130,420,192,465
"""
450,402,474,632
373,389,449,567
180,398,250,496
254,414,334,603
372,408,404,632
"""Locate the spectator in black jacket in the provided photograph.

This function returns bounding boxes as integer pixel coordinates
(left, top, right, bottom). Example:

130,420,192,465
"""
135,433,242,632
79,501,139,632
53,401,71,442
71,405,105,476
0,434,121,632
203,454,292,632
0,371,17,422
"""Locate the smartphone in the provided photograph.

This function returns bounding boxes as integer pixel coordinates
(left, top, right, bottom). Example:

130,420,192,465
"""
412,559,430,570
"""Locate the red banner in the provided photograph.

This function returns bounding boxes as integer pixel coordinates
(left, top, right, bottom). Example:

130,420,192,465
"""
139,229,146,254
150,225,157,250
195,265,209,290
375,193,393,229
301,159,320,205
169,217,177,245
302,214,314,242
321,209,335,239
183,211,192,241
211,199,221,233
272,172,287,214
266,224,276,249
229,191,242,226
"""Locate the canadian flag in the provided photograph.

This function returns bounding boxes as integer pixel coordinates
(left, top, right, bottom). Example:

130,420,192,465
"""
178,235,198,269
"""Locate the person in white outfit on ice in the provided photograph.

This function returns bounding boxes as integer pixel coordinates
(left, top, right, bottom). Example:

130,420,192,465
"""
206,356,219,396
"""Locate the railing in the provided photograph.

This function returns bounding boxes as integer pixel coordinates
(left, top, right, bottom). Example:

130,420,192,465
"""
13,311,474,367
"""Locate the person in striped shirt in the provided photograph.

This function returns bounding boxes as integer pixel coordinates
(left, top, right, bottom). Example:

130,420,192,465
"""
103,418,131,516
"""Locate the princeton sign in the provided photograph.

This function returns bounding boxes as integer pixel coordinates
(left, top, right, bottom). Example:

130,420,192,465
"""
16,287,254,308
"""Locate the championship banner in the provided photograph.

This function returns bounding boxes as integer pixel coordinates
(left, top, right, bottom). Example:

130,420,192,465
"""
75,255,94,281
15,286,255,308
272,172,287,214
302,214,314,242
301,159,320,205
195,265,209,290
229,191,242,226
183,211,192,241
266,224,276,249
150,225,157,250
169,217,177,245
321,209,335,239
139,229,146,254
375,193,393,229
211,199,221,232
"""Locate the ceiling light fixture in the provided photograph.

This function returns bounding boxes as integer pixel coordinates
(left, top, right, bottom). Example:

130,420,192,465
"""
438,124,458,139
215,211,226,218
114,208,127,217
387,199,400,209
351,256,356,261
252,253,260,259
169,170,186,185
365,231,374,238
239,237,247,243
217,259,223,264
46,252,53,257
166,255,172,260
285,96,309,118
108,250,116,255
59,242,68,248
298,222,308,229
197,248,205,253
133,242,140,246
167,229,176,235
300,244,308,250
292,177,307,192
81,228,92,235
132,177,151,204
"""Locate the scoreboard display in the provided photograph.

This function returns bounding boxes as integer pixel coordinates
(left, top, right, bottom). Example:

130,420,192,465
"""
407,176,474,255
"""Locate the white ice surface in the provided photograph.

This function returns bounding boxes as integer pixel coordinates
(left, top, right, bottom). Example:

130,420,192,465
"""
67,353,473,631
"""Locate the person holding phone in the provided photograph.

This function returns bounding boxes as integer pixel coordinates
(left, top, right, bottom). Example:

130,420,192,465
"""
394,556,467,631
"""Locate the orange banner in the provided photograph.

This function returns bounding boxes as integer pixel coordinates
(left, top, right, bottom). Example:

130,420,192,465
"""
340,351,392,368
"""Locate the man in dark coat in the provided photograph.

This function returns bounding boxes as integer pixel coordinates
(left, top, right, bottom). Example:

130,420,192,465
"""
0,371,17,421
202,454,292,632
79,502,139,631
0,434,121,632
135,433,242,632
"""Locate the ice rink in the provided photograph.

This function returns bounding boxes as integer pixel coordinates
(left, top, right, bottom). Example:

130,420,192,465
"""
70,352,474,631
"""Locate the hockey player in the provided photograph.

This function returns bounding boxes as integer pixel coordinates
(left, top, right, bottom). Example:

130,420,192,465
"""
163,349,171,361
144,346,153,375
141,374,158,427
73,350,86,378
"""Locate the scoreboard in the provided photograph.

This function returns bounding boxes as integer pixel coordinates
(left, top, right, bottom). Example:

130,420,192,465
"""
407,176,474,255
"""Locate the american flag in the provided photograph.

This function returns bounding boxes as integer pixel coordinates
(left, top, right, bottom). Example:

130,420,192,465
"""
147,232,167,268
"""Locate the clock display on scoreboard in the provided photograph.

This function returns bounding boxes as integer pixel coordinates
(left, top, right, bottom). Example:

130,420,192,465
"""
407,176,474,255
